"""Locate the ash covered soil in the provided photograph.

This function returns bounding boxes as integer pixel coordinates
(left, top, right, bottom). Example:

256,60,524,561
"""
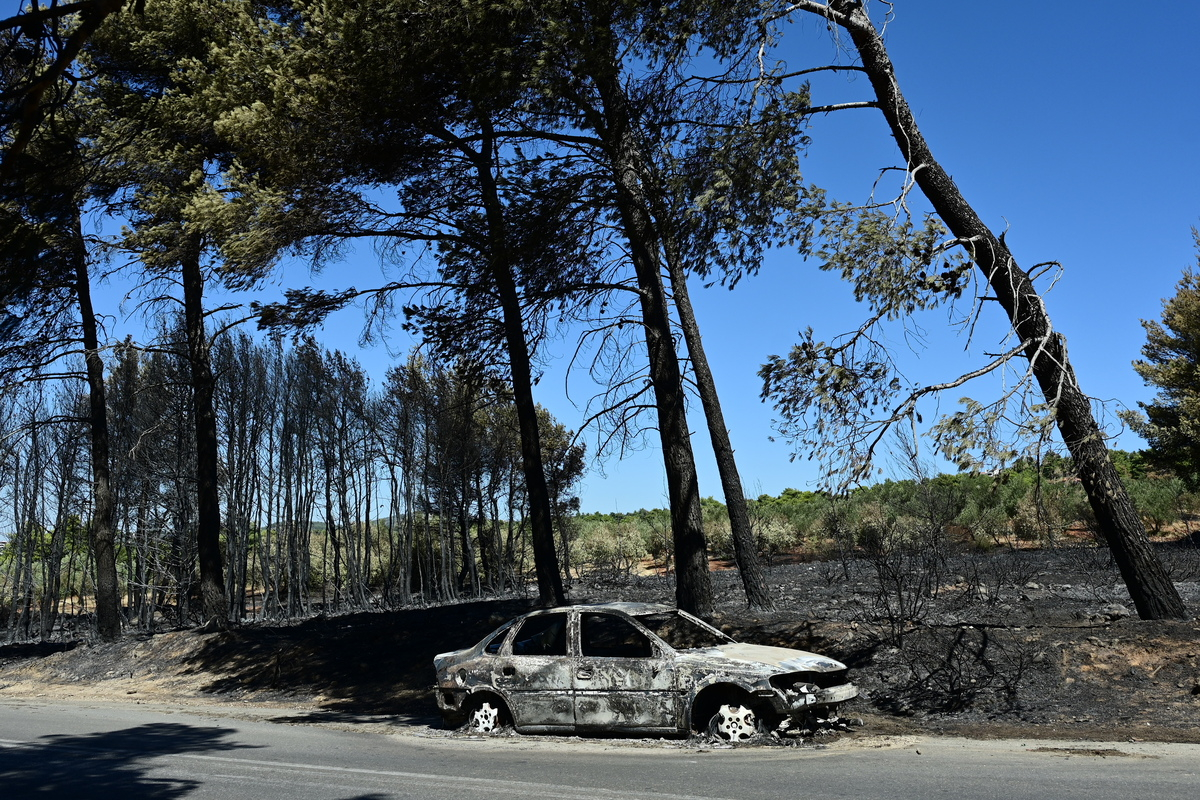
3,543,1200,744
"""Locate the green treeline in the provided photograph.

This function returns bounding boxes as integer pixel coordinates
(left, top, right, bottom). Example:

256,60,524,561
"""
573,454,1197,580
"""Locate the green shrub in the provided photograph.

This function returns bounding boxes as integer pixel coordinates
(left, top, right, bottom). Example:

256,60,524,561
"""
574,519,647,578
1127,477,1185,533
754,515,798,565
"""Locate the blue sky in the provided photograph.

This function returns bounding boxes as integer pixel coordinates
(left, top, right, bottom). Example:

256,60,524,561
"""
92,1,1200,514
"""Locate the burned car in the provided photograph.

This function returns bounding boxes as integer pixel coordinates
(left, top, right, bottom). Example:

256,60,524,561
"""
433,602,856,740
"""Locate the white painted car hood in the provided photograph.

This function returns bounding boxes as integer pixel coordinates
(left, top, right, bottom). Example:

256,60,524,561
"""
679,643,846,673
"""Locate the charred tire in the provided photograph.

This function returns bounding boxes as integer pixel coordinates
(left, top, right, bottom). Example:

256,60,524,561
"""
465,695,511,733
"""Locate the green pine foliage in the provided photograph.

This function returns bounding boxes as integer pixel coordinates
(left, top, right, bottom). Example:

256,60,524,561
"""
1122,235,1200,489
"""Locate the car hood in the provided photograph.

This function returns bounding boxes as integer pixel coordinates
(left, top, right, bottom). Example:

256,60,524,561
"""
678,644,845,673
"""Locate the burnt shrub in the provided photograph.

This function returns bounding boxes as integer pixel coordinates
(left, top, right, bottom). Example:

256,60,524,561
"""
869,624,1039,714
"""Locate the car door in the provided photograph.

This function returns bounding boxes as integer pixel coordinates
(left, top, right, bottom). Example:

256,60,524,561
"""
573,611,681,731
491,612,574,730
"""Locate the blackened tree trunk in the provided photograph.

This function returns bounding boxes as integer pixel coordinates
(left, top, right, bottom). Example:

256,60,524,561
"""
664,254,773,610
467,123,566,607
806,0,1185,619
181,237,228,629
590,62,714,618
71,210,122,639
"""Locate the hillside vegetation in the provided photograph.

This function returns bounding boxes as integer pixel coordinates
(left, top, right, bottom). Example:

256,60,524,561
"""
572,453,1199,583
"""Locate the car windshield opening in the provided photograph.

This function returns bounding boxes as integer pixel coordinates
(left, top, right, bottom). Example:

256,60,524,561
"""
633,611,732,649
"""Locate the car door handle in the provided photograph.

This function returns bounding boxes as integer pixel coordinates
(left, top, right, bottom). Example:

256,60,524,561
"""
503,665,516,676
576,668,593,680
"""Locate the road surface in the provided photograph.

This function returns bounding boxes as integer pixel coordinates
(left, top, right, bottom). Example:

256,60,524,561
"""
1,699,1197,799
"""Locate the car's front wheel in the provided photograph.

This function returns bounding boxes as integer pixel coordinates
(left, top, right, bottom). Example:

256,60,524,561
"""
706,703,774,742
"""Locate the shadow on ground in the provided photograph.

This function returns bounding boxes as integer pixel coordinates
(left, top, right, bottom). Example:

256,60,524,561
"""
0,722,254,799
0,640,77,662
182,598,537,719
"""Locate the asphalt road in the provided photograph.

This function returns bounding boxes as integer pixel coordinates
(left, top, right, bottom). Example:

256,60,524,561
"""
1,699,1198,800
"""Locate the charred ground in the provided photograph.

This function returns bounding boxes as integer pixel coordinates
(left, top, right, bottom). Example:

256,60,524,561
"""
2,541,1200,744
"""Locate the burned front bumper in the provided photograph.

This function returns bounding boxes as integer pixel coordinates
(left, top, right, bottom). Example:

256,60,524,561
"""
763,681,858,717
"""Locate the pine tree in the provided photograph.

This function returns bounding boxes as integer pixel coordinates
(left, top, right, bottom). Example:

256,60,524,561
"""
1124,235,1200,488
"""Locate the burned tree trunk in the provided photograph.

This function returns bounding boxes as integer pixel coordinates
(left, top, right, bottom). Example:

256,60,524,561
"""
462,123,567,608
181,237,228,629
665,254,773,610
591,64,714,619
71,210,122,639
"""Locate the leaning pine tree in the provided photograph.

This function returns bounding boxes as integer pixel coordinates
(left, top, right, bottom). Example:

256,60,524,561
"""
763,0,1185,620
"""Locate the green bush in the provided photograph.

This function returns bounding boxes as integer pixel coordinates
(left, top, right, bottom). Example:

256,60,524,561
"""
751,514,797,565
1127,477,1185,533
574,518,647,578
854,502,898,553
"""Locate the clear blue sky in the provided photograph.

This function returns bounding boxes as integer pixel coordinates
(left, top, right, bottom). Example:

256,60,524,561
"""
93,1,1200,514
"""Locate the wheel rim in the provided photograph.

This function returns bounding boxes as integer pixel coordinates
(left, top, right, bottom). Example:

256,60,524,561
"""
709,703,758,741
470,701,501,732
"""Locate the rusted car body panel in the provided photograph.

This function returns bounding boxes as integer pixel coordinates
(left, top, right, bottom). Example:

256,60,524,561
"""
433,603,858,736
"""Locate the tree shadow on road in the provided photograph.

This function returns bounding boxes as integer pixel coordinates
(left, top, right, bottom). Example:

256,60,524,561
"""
264,708,439,728
0,722,256,799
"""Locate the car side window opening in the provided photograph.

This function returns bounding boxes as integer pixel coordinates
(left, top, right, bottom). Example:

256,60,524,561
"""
483,622,514,655
512,613,568,656
581,613,654,658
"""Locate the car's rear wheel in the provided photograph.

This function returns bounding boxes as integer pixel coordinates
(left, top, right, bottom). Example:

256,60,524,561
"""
466,697,510,733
